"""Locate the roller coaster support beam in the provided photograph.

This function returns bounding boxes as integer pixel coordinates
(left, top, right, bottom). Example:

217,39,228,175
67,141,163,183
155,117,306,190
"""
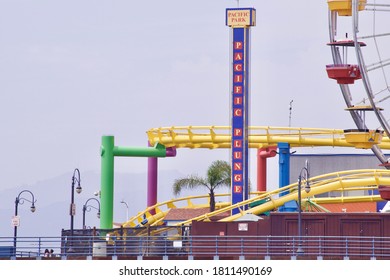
278,142,291,191
147,142,176,215
278,142,297,212
100,135,168,229
257,146,277,192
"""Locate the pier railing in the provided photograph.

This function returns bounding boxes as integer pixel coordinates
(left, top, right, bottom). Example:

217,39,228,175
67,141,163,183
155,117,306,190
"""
1,235,390,260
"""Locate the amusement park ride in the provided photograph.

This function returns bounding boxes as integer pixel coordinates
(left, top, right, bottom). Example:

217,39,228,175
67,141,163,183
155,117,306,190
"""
98,1,390,234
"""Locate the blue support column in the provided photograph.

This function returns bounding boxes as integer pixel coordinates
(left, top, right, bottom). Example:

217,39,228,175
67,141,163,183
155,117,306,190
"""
278,142,297,212
278,142,290,192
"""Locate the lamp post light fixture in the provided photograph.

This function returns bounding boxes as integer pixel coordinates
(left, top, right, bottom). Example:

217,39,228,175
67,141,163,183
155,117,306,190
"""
297,160,311,256
13,190,36,257
68,168,82,252
82,198,101,229
120,199,129,221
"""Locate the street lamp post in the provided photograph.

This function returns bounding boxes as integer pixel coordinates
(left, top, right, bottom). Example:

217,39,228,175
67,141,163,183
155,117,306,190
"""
69,168,82,252
297,161,311,255
82,198,100,229
13,190,36,257
120,199,129,221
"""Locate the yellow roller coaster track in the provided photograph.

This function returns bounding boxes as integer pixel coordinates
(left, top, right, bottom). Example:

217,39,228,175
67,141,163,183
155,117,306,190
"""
122,194,230,228
147,126,390,149
122,169,390,230
217,169,389,223
114,126,390,236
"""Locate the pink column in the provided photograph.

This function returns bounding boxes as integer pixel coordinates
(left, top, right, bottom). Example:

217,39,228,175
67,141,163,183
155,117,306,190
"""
147,156,158,209
257,146,277,192
147,143,176,214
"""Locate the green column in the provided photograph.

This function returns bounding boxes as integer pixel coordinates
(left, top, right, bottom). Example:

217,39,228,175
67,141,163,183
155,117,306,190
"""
100,135,115,229
99,136,167,230
114,143,166,157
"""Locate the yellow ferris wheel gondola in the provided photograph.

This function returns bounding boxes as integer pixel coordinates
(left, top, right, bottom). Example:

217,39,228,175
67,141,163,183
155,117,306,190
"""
327,0,367,16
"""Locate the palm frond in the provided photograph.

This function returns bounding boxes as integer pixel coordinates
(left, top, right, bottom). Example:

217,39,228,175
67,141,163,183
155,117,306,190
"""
214,177,231,189
172,175,209,195
207,160,231,189
171,160,231,211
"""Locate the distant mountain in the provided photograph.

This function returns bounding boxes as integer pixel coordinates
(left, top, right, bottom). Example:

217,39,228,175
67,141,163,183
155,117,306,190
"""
0,169,186,237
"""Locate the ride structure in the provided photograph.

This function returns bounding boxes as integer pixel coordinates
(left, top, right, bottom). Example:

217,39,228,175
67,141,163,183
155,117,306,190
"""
326,0,390,165
98,2,390,231
99,125,390,230
99,136,176,230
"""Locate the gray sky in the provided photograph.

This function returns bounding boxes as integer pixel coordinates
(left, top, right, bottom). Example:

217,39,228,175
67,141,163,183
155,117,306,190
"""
0,0,364,203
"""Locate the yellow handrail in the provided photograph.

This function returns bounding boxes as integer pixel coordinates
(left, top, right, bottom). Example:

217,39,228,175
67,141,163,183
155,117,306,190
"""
146,126,390,149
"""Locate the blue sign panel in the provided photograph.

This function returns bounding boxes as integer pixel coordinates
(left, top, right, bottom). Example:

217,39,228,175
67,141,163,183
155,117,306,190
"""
231,27,250,215
226,8,255,215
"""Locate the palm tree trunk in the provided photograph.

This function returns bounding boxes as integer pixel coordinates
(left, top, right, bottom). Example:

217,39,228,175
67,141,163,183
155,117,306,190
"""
209,190,216,212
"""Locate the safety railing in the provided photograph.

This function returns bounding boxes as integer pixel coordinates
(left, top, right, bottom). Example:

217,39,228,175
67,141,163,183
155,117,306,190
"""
146,125,390,149
1,234,390,260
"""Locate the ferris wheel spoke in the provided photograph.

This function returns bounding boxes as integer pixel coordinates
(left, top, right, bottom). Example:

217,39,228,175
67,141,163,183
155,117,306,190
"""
365,3,390,7
365,2,390,12
358,32,390,40
366,58,390,72
372,87,390,103
365,8,390,11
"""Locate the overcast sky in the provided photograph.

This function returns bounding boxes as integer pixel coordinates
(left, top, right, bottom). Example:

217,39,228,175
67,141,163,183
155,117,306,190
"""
0,0,367,203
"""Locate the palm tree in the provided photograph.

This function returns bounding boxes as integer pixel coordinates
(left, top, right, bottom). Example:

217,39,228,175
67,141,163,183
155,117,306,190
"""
173,160,231,212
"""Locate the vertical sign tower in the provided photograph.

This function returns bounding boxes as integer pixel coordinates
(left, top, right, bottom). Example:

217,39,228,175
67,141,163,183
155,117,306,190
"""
226,8,256,215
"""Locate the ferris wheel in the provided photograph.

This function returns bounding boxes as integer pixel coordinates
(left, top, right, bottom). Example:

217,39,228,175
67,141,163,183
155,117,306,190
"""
326,0,390,165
